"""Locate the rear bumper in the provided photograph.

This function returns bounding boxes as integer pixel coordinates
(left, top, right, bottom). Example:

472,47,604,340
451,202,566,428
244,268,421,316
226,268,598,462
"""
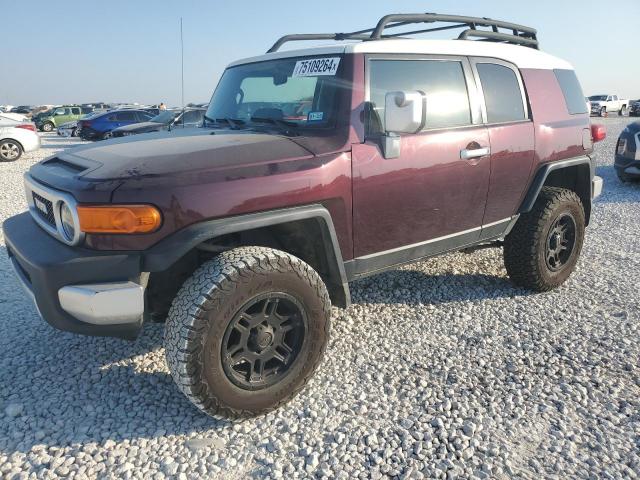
4,212,144,339
592,176,603,199
22,133,41,153
615,154,640,178
78,127,102,140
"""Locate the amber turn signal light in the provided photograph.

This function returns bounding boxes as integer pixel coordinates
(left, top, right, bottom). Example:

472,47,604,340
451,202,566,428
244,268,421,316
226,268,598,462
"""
77,205,162,234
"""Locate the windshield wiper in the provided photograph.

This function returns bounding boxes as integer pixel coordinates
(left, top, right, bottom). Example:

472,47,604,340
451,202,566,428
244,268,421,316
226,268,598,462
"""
249,116,299,136
203,114,245,129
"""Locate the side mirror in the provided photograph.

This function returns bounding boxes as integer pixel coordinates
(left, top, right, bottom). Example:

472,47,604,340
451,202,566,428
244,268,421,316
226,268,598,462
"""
384,91,426,134
380,91,426,159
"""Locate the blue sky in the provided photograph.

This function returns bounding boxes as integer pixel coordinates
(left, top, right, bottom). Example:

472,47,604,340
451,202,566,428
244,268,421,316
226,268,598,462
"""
3,0,639,106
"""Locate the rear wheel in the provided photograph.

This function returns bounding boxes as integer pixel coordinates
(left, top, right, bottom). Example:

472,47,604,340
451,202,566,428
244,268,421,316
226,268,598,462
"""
164,246,331,419
503,187,585,292
42,122,54,132
0,139,22,162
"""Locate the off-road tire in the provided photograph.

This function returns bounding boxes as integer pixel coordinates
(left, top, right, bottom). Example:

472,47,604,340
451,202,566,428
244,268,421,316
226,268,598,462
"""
42,122,54,132
503,187,585,292
164,246,331,419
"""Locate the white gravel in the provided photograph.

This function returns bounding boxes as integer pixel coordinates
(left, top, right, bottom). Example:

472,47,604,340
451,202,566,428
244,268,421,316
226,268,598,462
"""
1,122,639,479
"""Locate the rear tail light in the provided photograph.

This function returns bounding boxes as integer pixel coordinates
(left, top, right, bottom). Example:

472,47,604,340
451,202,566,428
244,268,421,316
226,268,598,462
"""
16,124,36,132
591,124,606,143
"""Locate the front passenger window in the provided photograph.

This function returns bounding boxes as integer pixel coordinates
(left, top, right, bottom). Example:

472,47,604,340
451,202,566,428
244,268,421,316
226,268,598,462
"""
368,59,472,135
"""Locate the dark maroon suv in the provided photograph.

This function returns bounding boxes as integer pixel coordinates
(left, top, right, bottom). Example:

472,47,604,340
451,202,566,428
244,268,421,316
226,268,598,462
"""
4,14,605,418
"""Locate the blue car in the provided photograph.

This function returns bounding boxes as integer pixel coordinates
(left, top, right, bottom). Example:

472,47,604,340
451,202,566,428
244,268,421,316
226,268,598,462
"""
78,109,155,140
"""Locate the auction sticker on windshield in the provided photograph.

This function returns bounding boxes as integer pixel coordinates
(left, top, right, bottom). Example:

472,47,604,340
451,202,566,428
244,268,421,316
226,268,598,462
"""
292,57,341,77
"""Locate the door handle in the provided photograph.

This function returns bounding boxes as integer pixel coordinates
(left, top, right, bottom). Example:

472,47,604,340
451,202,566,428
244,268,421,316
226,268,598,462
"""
460,146,490,160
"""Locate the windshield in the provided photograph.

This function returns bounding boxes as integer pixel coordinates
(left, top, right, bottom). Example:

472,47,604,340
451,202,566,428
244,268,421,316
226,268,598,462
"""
150,110,179,123
589,95,608,101
206,55,344,129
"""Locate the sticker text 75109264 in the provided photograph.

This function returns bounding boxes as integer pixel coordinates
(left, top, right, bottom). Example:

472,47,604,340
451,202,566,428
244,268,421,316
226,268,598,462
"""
292,57,341,77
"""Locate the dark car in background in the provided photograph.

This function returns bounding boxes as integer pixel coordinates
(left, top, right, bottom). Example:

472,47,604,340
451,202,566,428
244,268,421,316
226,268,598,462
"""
111,108,205,138
10,105,34,115
78,109,155,140
615,121,640,182
629,100,640,117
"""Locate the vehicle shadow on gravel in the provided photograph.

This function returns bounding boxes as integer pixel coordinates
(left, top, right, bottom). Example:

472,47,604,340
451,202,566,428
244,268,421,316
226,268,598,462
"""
349,268,526,305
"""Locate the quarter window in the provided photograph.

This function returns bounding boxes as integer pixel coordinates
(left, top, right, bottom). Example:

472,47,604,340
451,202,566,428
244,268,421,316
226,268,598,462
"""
368,59,471,133
554,69,588,115
476,63,526,123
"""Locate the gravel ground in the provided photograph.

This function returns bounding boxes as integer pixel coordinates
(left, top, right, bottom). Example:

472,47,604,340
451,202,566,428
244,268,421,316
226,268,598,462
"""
1,120,639,479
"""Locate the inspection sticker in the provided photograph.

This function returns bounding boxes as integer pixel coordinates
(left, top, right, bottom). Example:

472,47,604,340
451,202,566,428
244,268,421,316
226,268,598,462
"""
307,111,324,121
292,57,341,77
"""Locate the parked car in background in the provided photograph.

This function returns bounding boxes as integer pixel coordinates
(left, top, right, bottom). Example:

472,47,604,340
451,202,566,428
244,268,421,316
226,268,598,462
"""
0,113,29,125
10,105,34,115
78,109,155,140
111,108,205,137
0,122,40,161
629,99,640,117
615,120,640,182
35,105,93,132
589,94,629,116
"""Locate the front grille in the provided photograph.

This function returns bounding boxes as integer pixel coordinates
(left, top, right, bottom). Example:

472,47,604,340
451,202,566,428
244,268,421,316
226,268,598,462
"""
32,191,55,227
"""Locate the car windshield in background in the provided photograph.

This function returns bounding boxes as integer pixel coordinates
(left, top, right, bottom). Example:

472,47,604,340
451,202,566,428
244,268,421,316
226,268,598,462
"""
150,110,179,124
206,56,344,129
588,95,607,101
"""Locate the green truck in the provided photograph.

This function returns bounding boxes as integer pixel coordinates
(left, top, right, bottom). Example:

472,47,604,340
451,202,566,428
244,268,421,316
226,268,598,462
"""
35,106,93,132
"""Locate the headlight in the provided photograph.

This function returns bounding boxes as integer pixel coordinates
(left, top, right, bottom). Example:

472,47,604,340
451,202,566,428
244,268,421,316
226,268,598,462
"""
60,202,76,241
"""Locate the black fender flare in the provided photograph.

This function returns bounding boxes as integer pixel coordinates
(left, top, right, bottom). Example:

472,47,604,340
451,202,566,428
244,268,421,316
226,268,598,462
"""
142,204,351,308
518,156,594,216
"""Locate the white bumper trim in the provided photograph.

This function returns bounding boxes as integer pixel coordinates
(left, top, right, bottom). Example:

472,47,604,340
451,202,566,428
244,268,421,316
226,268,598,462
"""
58,281,144,325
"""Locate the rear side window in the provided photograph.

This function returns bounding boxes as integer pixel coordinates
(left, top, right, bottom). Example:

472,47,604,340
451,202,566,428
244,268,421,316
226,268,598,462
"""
476,63,526,123
71,108,81,115
554,69,588,115
116,111,137,122
368,59,471,133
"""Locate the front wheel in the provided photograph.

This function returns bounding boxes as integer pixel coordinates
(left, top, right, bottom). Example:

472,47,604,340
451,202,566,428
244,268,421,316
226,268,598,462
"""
164,246,331,419
619,106,627,116
42,122,54,132
599,107,607,117
0,139,22,162
503,187,585,292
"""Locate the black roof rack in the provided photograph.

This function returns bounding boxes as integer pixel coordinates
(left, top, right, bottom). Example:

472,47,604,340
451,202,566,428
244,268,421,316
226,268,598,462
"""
267,12,538,53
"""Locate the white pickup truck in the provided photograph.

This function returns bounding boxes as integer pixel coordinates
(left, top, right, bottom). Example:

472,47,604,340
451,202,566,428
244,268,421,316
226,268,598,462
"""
588,94,629,116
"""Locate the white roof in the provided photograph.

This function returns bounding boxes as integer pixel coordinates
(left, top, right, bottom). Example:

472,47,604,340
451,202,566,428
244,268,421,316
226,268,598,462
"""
229,39,573,70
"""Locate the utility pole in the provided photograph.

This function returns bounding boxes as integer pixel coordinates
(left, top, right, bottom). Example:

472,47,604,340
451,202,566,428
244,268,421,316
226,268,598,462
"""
180,17,185,110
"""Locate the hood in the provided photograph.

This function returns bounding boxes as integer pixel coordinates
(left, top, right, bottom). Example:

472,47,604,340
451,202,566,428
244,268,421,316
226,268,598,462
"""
113,121,165,134
51,129,315,182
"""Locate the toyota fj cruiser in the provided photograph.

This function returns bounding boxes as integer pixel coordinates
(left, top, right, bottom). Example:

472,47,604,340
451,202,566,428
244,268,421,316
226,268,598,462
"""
4,13,605,418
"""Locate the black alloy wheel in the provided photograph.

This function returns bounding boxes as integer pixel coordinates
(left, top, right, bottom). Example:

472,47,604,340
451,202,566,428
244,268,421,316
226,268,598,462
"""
221,293,307,390
545,213,576,272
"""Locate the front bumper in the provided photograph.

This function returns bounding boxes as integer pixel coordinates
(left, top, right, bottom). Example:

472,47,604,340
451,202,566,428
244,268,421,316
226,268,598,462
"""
4,212,144,339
